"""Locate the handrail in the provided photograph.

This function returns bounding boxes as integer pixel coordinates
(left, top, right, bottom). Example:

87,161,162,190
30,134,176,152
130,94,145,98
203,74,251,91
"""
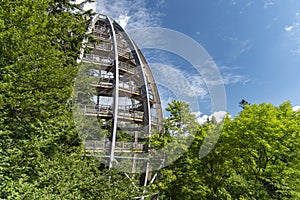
94,25,109,33
118,47,131,59
90,80,140,95
92,34,111,41
90,82,113,88
77,104,144,121
82,54,112,64
87,43,112,51
119,61,136,74
79,104,112,115
85,140,144,151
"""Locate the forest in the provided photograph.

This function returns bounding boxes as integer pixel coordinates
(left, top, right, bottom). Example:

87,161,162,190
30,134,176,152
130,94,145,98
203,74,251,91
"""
1,0,300,199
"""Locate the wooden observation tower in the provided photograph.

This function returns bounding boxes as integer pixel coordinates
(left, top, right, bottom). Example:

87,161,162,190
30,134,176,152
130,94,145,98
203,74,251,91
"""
74,14,164,188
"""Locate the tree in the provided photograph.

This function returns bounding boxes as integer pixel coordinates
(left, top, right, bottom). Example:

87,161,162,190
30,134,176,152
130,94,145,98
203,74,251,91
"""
0,0,91,196
226,101,300,199
239,99,251,110
153,101,300,199
164,100,198,136
151,100,205,199
0,1,143,199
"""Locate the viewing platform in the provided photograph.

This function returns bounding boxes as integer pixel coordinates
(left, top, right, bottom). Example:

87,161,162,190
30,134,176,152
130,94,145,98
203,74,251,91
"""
78,104,144,123
84,140,144,153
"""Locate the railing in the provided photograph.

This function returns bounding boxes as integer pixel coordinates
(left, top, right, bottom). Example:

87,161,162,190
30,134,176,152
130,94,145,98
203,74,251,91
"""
87,43,112,51
117,41,127,49
78,104,112,116
83,54,112,64
93,34,111,41
92,30,111,41
98,74,114,80
118,47,131,59
118,108,144,122
78,104,144,122
119,82,139,93
119,61,136,74
85,140,144,152
85,140,110,150
94,26,109,33
90,82,113,89
119,88,140,96
117,122,143,131
90,80,140,95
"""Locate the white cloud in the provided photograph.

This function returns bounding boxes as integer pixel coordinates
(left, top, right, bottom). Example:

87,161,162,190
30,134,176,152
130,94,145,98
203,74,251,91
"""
246,1,254,7
149,62,245,117
284,21,300,54
285,23,299,32
218,65,249,85
93,0,163,29
75,0,97,11
196,111,229,124
150,63,202,113
264,0,275,8
239,40,252,54
84,1,96,11
292,106,300,111
212,111,229,122
239,1,255,14
196,114,209,124
152,63,205,102
117,14,131,28
189,75,208,98
151,62,246,99
284,22,300,32
222,36,252,61
150,61,246,104
222,73,249,85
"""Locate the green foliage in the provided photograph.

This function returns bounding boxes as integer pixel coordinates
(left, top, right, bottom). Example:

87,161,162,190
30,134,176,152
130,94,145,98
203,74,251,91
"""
225,102,300,199
1,1,300,199
239,99,251,110
164,100,198,136
1,153,140,199
0,1,141,199
154,101,300,199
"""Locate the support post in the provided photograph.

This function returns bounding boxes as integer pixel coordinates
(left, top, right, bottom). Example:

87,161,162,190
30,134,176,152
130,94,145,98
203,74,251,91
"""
108,16,119,169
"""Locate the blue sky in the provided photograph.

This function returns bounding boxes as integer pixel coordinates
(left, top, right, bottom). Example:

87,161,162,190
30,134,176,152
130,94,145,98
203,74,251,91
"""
85,0,300,118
